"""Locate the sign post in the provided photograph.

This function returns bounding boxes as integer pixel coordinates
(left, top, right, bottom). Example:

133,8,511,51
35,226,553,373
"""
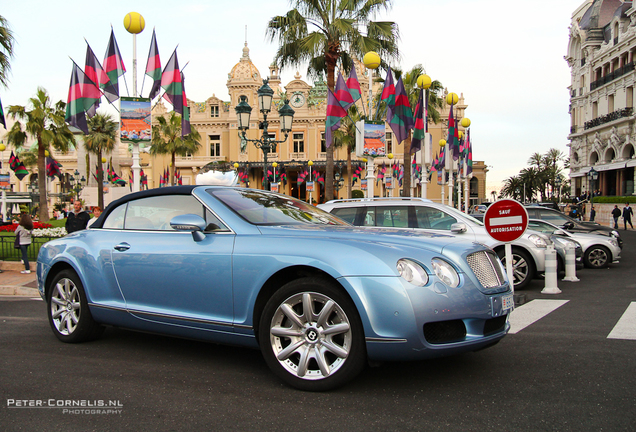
484,199,529,293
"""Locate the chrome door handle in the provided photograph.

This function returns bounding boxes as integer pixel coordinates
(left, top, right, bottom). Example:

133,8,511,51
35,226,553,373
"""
114,243,130,251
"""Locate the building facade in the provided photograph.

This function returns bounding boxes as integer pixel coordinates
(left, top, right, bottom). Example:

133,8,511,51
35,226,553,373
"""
567,0,636,197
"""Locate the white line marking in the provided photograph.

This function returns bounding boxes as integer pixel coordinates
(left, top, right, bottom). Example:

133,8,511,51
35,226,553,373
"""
490,216,523,226
607,302,636,340
508,299,569,334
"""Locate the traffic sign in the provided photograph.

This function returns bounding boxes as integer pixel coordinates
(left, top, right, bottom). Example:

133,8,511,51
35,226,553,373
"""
484,199,528,242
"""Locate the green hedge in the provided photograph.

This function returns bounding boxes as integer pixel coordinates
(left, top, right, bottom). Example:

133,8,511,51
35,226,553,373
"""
590,196,636,204
352,190,365,198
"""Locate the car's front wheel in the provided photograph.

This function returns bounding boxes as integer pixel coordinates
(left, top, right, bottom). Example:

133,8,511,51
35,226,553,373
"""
259,277,366,391
497,248,535,290
584,245,611,269
47,269,104,343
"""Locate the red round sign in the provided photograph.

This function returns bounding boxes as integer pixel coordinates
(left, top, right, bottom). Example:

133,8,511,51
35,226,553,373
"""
484,199,529,242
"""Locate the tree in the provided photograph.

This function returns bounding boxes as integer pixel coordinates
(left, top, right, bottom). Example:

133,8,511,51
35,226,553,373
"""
85,113,118,209
6,87,75,221
333,105,362,199
150,111,202,185
0,15,15,87
267,0,400,201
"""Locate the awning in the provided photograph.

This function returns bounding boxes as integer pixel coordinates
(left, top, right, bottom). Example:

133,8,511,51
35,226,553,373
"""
594,161,627,171
570,167,591,178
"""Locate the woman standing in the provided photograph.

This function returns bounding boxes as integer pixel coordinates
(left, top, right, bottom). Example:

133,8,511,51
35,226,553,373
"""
15,213,33,274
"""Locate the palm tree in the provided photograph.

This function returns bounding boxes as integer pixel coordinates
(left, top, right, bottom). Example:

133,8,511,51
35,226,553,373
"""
85,113,118,209
0,15,15,87
267,0,400,201
6,87,75,221
150,111,202,185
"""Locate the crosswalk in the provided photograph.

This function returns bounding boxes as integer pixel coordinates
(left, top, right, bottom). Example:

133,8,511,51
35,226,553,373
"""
508,299,636,340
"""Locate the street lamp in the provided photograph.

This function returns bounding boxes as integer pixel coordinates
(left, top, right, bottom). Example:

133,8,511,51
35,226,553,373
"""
555,177,562,204
69,169,86,201
234,80,295,190
588,167,598,208
334,170,345,198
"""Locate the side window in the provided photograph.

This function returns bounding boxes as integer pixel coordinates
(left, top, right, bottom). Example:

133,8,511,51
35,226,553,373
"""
103,204,126,229
379,206,409,228
331,207,360,225
540,210,568,226
415,206,457,231
205,209,230,232
124,195,206,231
362,207,376,227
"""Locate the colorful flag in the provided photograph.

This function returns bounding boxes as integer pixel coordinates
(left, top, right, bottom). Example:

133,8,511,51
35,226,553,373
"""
380,67,395,122
180,71,191,136
324,88,348,148
346,67,362,102
465,129,473,174
447,104,458,161
161,49,183,114
140,169,148,190
410,89,425,152
452,111,461,161
65,62,101,134
387,77,414,145
9,151,28,181
0,96,6,129
103,29,126,98
46,157,62,178
145,29,162,100
279,166,287,186
85,42,117,105
334,72,354,111
159,174,165,187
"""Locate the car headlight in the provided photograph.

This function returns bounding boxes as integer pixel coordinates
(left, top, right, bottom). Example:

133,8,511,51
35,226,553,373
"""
431,258,460,288
608,238,618,247
397,259,429,287
611,230,620,238
528,233,549,248
552,236,577,249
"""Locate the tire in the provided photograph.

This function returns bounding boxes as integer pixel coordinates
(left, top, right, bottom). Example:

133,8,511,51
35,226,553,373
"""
258,277,366,391
46,269,104,343
584,245,611,269
497,248,535,290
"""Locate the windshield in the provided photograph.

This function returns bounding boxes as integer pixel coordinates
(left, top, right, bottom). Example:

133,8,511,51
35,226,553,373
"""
443,204,484,225
210,188,348,226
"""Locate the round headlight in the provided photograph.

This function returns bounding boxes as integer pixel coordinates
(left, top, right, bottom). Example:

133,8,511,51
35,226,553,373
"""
431,258,460,288
396,259,429,287
528,233,549,248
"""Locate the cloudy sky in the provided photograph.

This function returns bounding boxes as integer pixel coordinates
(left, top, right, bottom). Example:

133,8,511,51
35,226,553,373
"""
1,0,587,193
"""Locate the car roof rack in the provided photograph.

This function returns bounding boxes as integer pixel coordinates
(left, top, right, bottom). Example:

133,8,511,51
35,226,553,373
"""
324,197,434,204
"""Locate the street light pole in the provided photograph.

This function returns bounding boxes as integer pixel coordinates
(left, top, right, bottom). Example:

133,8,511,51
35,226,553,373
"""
235,80,295,191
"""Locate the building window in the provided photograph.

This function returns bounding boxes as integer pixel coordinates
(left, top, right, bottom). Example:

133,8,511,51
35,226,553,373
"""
592,101,598,118
320,133,326,153
386,132,393,154
608,94,615,113
211,105,219,118
628,87,633,108
209,135,221,157
293,133,304,153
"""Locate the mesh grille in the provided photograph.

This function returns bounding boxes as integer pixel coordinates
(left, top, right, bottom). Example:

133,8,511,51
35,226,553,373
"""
467,250,506,288
423,320,466,344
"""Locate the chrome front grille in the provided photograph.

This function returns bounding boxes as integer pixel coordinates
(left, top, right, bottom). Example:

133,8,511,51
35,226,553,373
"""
467,250,506,288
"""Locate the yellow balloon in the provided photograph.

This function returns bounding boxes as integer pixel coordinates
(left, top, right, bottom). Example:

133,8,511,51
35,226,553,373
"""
461,117,471,128
0,144,5,151
124,12,145,34
363,52,381,70
439,139,447,147
446,92,458,105
417,75,432,89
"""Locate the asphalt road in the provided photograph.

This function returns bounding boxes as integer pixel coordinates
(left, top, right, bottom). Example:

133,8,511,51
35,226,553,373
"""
1,231,635,431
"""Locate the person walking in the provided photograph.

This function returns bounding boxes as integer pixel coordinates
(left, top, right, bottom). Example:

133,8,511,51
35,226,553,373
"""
14,213,33,274
612,205,621,229
623,203,634,229
65,200,90,233
590,206,596,222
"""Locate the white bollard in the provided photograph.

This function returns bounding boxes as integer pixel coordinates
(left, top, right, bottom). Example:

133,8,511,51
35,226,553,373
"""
541,245,562,294
562,243,580,282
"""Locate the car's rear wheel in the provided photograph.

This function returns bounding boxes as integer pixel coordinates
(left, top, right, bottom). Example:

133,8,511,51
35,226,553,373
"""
259,277,366,391
497,248,535,290
584,245,611,269
47,269,104,343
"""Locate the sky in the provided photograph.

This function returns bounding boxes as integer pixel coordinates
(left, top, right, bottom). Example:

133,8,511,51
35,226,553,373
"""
1,0,586,194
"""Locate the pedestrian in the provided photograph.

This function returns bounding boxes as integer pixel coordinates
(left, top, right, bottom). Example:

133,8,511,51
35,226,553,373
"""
14,213,33,274
590,206,596,222
65,200,90,233
87,206,102,228
611,205,621,229
623,203,634,229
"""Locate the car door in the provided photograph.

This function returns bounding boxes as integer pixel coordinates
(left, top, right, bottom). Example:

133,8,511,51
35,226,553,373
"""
108,194,236,330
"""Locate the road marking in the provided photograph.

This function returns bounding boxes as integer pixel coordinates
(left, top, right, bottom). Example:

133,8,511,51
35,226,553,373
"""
508,299,570,334
607,302,636,340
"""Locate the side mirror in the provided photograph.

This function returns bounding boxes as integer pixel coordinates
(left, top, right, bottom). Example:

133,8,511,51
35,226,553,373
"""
450,223,467,234
170,214,207,241
563,221,575,230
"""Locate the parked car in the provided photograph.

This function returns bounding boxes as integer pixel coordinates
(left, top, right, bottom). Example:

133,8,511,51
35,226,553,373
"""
469,204,488,214
528,219,620,269
318,197,555,290
37,186,513,391
524,205,622,249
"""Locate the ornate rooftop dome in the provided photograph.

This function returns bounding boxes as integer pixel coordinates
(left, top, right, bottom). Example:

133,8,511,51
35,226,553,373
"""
228,42,261,83
580,0,627,29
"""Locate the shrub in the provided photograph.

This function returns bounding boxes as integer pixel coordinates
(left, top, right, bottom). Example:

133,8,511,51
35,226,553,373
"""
352,189,365,198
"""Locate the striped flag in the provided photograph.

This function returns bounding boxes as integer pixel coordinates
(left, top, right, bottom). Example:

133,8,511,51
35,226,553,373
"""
324,88,348,148
9,151,28,181
410,89,425,152
387,77,414,145
334,72,354,111
46,157,62,178
161,49,183,114
65,62,100,134
145,29,162,100
103,29,126,98
0,96,6,129
346,67,362,102
85,42,117,105
180,71,191,136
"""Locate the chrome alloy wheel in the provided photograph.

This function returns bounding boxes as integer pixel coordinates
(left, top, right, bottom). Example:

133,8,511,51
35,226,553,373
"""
269,292,352,380
50,278,81,336
586,246,609,268
511,254,529,284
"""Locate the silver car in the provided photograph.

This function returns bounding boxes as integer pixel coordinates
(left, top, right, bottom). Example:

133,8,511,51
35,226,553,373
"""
318,197,554,290
528,219,620,269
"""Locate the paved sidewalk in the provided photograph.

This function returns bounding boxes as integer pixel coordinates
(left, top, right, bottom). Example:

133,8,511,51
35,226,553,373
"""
0,261,39,296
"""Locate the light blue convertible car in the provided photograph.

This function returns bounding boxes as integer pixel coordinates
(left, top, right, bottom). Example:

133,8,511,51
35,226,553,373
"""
38,186,512,391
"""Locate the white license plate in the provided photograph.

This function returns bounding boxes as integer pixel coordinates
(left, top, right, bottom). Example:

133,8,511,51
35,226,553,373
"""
502,293,514,311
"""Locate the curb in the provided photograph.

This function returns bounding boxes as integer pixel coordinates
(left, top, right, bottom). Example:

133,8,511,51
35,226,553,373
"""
0,285,40,297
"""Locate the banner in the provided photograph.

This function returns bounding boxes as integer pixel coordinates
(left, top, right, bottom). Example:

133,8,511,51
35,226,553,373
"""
120,97,151,142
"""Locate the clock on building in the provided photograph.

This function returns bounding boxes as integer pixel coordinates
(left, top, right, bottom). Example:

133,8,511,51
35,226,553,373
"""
291,92,305,108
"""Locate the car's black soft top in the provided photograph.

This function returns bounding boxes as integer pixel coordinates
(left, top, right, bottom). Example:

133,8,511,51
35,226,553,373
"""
90,185,199,229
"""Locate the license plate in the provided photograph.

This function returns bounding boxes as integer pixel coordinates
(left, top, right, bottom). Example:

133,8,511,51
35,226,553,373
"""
502,293,514,311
